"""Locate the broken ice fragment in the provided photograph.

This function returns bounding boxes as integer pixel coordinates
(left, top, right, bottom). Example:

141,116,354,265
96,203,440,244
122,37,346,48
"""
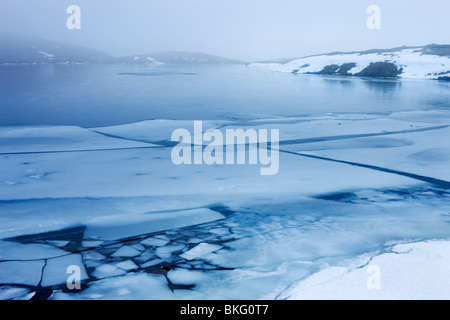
41,254,88,287
140,237,170,247
155,244,185,259
130,244,145,252
82,250,106,261
0,260,45,286
180,243,223,260
115,260,138,271
140,259,164,268
111,246,141,258
92,264,126,279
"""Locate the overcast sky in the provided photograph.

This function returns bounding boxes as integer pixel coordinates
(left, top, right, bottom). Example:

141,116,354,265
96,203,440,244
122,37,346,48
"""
1,0,449,61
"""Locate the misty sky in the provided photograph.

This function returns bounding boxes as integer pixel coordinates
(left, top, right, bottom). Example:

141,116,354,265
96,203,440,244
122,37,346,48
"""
1,0,449,61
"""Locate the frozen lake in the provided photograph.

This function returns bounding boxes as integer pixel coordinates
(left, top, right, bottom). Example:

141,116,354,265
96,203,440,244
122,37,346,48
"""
1,64,450,127
0,64,450,300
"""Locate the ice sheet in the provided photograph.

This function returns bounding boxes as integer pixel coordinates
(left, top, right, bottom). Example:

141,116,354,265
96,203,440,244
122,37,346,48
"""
0,260,45,286
0,125,156,153
0,241,68,260
1,111,449,300
84,208,225,241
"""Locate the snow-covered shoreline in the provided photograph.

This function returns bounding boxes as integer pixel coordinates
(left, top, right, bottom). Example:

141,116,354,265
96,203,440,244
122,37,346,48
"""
276,239,450,300
249,47,450,80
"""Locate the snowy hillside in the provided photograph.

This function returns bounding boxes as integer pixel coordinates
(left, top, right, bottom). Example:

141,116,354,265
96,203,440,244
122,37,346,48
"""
0,34,114,64
250,45,450,80
0,34,242,66
117,51,242,65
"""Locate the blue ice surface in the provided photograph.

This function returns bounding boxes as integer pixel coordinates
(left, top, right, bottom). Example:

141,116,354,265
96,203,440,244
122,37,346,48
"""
0,64,449,299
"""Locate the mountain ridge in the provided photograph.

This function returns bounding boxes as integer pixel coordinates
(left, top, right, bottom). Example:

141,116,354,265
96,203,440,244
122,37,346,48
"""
1,34,449,80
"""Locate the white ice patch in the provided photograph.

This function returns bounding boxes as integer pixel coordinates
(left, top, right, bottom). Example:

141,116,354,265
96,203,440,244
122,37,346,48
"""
115,260,138,271
92,264,126,279
277,240,450,300
140,237,170,247
146,57,165,65
167,269,210,285
37,50,55,58
155,243,185,259
180,243,223,260
52,273,174,300
82,251,106,261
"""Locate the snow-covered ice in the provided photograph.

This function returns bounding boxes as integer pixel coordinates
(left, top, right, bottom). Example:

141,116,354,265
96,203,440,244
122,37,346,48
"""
180,243,223,260
115,260,138,271
277,240,450,300
155,243,185,260
92,264,126,279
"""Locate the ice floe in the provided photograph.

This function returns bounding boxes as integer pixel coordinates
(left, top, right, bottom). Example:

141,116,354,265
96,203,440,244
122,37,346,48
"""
111,246,141,258
41,254,88,287
180,243,223,260
92,264,127,279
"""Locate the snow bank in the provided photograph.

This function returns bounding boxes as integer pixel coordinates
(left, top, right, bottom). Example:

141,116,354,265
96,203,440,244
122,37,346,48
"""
277,240,450,300
250,48,450,80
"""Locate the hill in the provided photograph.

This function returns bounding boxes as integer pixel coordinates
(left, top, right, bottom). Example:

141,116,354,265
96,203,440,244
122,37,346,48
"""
249,45,450,80
0,34,114,64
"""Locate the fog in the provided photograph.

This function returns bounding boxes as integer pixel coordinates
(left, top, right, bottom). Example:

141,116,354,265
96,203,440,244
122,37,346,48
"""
1,0,449,61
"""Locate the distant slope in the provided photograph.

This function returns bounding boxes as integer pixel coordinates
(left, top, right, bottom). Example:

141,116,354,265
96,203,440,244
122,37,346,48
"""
0,34,114,64
0,34,243,66
250,45,450,80
117,51,242,65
